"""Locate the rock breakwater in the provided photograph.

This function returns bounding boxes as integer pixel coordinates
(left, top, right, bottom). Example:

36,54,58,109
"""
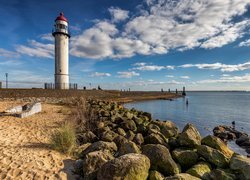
74,100,250,180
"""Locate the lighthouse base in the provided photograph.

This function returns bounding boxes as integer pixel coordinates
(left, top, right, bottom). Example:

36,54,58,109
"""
55,74,69,89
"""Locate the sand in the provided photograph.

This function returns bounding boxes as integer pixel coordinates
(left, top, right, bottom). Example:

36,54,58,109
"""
0,101,77,179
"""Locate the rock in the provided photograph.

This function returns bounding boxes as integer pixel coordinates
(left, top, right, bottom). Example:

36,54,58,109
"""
151,120,179,138
168,137,179,149
99,130,118,142
186,162,211,179
97,153,150,180
133,133,144,145
142,144,180,176
236,135,250,146
142,111,152,120
78,131,98,144
74,143,92,157
118,140,141,156
124,111,134,119
164,173,201,180
81,141,117,157
172,148,198,169
73,159,84,175
116,127,126,136
99,109,110,117
144,133,167,146
82,151,114,179
209,169,236,180
113,135,128,148
126,130,135,141
197,145,229,168
148,124,161,134
121,119,137,132
201,135,234,159
148,170,164,180
230,154,250,180
178,123,201,148
133,117,145,126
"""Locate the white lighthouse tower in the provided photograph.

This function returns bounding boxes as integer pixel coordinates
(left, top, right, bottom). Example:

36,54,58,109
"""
52,12,70,89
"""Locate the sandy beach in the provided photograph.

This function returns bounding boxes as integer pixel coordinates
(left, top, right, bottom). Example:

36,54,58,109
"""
0,101,77,179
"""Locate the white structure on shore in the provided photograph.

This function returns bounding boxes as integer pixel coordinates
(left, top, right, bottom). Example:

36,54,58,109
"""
52,13,70,89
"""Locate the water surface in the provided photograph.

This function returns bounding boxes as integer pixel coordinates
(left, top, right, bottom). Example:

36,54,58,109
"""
124,91,250,155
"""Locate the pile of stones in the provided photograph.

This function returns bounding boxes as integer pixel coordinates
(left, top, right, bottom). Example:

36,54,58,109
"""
213,125,250,155
74,100,250,180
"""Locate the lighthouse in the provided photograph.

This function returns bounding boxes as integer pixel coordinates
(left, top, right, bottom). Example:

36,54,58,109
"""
52,13,70,89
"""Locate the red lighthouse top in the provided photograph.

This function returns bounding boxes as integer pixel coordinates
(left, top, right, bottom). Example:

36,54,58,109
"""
55,12,68,22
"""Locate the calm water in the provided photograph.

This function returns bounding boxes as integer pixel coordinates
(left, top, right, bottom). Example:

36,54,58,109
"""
125,92,250,155
124,91,250,155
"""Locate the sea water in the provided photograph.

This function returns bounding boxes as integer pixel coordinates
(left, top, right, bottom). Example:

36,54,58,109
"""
124,91,250,155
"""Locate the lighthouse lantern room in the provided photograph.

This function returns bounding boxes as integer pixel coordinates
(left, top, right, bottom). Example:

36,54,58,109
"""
52,12,70,89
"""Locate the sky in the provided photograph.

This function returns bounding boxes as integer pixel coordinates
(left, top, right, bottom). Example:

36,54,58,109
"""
1,0,250,91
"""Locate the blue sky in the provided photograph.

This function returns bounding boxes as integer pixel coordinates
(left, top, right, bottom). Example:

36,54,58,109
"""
1,0,250,90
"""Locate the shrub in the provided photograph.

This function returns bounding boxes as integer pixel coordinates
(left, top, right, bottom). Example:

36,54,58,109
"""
50,122,76,154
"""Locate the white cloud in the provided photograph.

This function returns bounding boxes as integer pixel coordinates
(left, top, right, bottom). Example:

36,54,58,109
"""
180,76,190,79
69,0,250,60
0,48,19,58
201,20,250,49
90,72,111,77
239,39,250,47
180,61,250,72
117,71,140,78
198,74,250,83
40,33,53,41
132,62,174,71
221,74,230,77
108,7,129,22
166,75,174,78
16,40,54,59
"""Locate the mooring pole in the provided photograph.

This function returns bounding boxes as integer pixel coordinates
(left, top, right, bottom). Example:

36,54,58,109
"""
5,73,8,89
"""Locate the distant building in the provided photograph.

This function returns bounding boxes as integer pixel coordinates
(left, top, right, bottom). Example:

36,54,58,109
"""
52,13,70,89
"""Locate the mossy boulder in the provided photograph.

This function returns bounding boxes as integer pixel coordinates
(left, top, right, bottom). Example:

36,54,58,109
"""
172,148,198,169
78,131,98,144
99,130,118,142
121,119,137,132
209,169,236,180
113,135,128,148
124,111,134,119
201,135,234,159
118,140,141,156
142,144,180,176
164,173,201,180
144,133,168,146
126,130,135,141
116,127,126,136
81,141,117,157
230,154,250,180
178,123,201,148
186,162,211,179
97,153,150,180
197,145,229,168
151,120,179,138
82,150,114,179
134,133,144,145
148,170,164,180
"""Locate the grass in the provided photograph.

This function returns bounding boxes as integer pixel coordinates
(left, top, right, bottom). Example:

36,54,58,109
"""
50,122,76,154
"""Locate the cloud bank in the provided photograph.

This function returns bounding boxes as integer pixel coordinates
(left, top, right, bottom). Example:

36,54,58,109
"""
70,0,250,60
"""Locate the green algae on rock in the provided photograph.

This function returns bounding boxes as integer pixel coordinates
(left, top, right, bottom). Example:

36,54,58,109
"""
142,144,180,176
186,161,211,179
97,153,150,180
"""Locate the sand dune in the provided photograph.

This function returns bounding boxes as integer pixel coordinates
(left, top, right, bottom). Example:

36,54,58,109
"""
0,101,77,179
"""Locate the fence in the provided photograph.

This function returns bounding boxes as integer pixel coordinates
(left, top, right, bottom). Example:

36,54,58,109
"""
44,83,78,90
